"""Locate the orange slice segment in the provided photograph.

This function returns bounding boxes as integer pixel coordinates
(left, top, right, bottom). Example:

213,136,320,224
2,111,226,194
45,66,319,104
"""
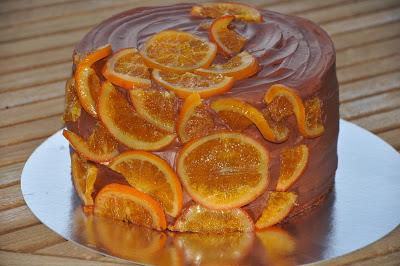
195,51,259,80
277,144,309,191
63,123,119,163
129,88,178,133
152,69,234,98
77,44,112,67
141,30,217,73
191,2,263,22
255,192,297,229
71,153,97,206
177,132,269,209
63,77,81,123
102,48,151,90
209,15,247,57
264,84,325,138
97,81,176,151
94,183,167,230
211,98,289,143
176,93,215,143
109,151,183,217
170,204,254,233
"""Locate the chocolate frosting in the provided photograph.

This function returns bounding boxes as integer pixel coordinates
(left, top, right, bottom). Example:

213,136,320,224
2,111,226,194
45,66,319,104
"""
70,3,339,221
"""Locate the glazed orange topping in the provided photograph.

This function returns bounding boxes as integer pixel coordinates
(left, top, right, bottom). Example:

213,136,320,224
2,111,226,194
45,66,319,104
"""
114,51,150,79
305,97,323,131
280,146,304,183
217,110,253,131
86,123,119,155
217,26,246,54
191,2,263,22
63,78,81,123
184,105,214,141
71,153,97,206
267,95,294,122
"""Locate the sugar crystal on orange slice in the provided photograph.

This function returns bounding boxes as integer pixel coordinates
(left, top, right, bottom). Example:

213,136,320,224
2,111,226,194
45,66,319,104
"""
97,81,176,151
152,69,234,98
177,132,269,209
170,204,254,233
71,153,98,206
130,88,178,133
109,151,183,217
94,183,167,230
141,30,217,73
63,77,81,122
277,145,309,191
191,2,263,22
63,123,119,163
176,93,215,143
255,192,297,229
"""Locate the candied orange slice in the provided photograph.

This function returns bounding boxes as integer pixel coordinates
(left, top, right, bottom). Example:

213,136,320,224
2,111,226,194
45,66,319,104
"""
94,183,167,230
77,44,112,67
102,48,151,90
63,77,81,123
71,153,97,206
191,2,263,22
255,192,297,229
109,151,183,217
211,98,289,143
170,204,254,233
209,15,247,57
63,123,119,163
177,132,269,209
277,145,309,191
195,51,259,80
152,69,234,98
264,84,325,138
129,88,178,133
97,81,176,151
141,30,217,73
176,93,215,143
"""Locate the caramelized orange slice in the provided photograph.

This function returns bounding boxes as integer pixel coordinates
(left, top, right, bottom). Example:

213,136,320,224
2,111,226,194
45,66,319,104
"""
277,145,309,191
211,98,289,142
141,30,217,73
109,151,183,217
71,153,97,206
177,132,269,209
195,51,258,80
264,84,325,138
63,123,119,163
170,204,254,233
129,88,178,133
94,183,167,230
152,69,234,98
209,15,247,57
63,77,81,123
102,48,151,90
191,2,263,22
176,93,215,143
255,192,297,229
97,81,176,151
75,44,112,117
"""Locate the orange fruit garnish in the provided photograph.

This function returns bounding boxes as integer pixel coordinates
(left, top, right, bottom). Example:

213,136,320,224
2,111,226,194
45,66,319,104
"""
209,15,247,57
211,98,289,143
63,123,119,163
97,81,176,151
102,48,151,90
177,132,269,209
170,204,254,233
152,69,234,98
195,51,259,80
129,88,178,133
277,145,309,191
63,77,81,123
75,44,112,118
141,30,217,73
255,192,297,229
94,183,167,230
71,153,97,206
256,227,296,257
264,84,325,138
176,93,215,143
191,2,263,22
109,150,183,217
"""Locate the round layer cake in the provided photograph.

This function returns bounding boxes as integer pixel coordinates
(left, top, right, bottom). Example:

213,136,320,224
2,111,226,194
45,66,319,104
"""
63,2,339,231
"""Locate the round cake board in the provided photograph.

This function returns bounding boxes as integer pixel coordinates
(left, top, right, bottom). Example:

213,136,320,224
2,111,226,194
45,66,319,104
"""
21,120,400,265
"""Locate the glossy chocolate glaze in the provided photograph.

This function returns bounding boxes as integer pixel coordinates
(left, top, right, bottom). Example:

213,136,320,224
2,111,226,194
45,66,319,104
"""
69,3,339,222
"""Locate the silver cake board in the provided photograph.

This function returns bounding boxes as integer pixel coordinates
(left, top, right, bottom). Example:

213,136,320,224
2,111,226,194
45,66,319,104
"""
21,120,400,265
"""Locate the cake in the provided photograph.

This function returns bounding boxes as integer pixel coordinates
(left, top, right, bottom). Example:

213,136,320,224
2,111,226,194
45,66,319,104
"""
63,2,338,233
